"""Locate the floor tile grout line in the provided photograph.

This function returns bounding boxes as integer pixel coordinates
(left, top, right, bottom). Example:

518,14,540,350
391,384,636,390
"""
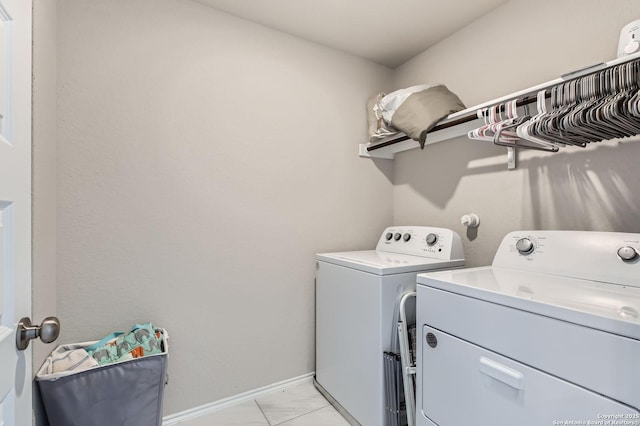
254,399,273,426
270,402,331,426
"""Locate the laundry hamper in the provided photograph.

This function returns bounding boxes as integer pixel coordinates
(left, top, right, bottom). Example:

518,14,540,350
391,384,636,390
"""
35,329,168,426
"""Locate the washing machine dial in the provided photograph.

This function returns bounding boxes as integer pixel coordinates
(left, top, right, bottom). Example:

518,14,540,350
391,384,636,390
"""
394,233,402,241
403,233,411,242
624,40,640,55
385,232,393,241
617,246,639,262
426,233,438,246
516,238,535,255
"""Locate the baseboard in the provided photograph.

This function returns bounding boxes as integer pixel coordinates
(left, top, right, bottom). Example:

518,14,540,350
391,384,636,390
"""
162,372,315,425
313,379,361,426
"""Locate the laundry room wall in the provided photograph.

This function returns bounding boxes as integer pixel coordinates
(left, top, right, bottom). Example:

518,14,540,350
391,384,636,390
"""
391,0,640,267
56,0,393,416
32,0,58,370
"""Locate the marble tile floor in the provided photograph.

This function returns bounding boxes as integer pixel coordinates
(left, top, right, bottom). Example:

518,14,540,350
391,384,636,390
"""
177,381,351,426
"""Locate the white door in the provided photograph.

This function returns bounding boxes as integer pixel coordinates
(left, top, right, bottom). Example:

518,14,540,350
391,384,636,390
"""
0,0,33,424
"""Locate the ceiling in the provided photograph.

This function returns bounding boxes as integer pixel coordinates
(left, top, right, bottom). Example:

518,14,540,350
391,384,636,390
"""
194,0,509,68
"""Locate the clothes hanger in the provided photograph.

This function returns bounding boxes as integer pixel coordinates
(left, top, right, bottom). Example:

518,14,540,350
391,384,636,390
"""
468,108,493,141
492,100,521,143
471,58,640,152
517,90,566,148
493,98,560,152
526,84,583,147
469,105,503,142
587,63,638,140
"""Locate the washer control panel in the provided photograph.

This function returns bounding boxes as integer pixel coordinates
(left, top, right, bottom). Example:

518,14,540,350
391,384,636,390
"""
376,226,464,261
493,231,640,288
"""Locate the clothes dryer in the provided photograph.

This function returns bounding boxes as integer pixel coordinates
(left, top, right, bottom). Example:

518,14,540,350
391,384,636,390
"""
315,226,464,426
416,231,640,426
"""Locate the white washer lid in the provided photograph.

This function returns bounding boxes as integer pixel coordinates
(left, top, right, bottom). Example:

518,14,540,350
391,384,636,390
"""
317,250,464,276
417,267,640,340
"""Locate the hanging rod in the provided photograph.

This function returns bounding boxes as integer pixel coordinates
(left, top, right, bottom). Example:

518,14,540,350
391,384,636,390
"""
365,51,640,154
366,94,543,152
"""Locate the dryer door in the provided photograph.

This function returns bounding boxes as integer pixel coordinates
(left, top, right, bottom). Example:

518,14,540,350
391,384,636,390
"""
420,326,639,426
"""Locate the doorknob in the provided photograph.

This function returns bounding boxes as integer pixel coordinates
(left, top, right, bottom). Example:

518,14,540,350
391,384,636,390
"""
15,316,60,351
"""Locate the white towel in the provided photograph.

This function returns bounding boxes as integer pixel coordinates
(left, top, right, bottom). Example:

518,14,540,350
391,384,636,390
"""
41,346,99,375
378,83,441,124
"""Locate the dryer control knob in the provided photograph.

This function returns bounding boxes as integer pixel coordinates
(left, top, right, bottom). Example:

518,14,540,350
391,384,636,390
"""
403,233,411,242
516,238,535,255
394,233,402,241
617,246,639,262
385,232,393,241
624,40,640,55
426,233,438,246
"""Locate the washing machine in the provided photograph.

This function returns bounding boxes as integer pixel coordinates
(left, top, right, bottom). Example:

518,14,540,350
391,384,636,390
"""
315,226,465,426
416,230,640,426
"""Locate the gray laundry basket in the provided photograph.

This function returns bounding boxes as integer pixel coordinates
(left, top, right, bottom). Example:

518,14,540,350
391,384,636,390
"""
36,329,168,426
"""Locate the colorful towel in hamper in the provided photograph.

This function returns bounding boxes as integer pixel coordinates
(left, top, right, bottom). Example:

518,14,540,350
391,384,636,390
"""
85,322,164,366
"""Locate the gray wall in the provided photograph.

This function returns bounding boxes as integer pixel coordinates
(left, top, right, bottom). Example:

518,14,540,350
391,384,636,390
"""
32,0,57,370
56,0,393,415
392,0,640,266
33,1,57,424
47,0,640,419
